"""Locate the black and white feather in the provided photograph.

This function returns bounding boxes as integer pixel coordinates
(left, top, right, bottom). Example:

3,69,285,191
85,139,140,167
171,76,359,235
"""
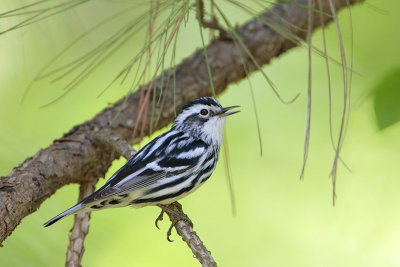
44,97,239,227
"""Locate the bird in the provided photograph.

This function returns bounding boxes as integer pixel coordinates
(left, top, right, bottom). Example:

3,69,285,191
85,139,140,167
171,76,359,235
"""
44,97,239,228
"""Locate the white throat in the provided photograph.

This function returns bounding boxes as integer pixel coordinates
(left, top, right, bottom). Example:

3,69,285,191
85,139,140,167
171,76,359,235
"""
200,116,226,146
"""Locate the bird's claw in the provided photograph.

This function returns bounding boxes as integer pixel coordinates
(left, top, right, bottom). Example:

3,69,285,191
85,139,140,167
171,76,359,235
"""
156,202,193,241
167,218,178,242
155,209,164,229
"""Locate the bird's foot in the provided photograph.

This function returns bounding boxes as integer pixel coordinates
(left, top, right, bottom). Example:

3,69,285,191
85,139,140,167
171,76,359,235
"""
156,202,193,242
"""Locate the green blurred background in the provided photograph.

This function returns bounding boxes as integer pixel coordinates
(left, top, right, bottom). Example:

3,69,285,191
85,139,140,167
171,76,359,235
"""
1,0,400,266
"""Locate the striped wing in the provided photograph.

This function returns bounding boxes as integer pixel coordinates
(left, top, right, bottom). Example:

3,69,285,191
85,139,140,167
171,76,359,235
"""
80,130,208,204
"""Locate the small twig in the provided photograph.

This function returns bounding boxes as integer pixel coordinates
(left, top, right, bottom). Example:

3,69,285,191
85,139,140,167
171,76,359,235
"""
163,202,217,267
96,130,216,266
197,0,231,40
65,180,97,267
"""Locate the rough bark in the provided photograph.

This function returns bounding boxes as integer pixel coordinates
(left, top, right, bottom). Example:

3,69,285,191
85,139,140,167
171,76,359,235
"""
0,0,363,246
65,181,97,267
163,203,217,267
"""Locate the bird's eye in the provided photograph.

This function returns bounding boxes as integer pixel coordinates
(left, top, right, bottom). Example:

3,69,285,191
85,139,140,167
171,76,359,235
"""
200,109,208,116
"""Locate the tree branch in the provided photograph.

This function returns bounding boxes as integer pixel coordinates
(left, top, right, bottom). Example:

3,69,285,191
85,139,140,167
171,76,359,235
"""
162,202,217,267
0,0,364,246
66,180,98,267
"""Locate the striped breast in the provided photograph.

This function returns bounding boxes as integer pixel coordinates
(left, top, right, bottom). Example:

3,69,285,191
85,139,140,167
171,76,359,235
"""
129,141,220,206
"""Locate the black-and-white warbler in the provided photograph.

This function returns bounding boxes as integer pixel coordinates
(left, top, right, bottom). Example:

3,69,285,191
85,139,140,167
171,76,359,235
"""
44,97,239,227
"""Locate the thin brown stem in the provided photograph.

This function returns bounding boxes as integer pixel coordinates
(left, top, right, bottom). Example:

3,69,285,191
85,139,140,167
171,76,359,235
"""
163,202,217,267
65,180,98,267
300,0,314,179
328,0,349,206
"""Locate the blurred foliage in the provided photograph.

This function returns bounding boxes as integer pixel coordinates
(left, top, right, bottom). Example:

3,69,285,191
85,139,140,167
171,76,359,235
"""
1,0,400,267
372,67,400,130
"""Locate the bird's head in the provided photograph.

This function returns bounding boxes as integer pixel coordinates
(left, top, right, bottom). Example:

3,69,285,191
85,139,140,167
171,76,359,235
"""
173,97,240,145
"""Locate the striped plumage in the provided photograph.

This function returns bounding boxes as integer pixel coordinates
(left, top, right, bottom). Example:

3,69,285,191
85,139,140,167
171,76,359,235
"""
44,97,239,227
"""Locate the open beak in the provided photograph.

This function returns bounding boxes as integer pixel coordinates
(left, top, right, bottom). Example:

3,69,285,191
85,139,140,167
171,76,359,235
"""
216,105,240,117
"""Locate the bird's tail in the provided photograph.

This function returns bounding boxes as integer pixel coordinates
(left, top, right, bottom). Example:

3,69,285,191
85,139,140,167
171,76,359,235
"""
43,204,83,227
